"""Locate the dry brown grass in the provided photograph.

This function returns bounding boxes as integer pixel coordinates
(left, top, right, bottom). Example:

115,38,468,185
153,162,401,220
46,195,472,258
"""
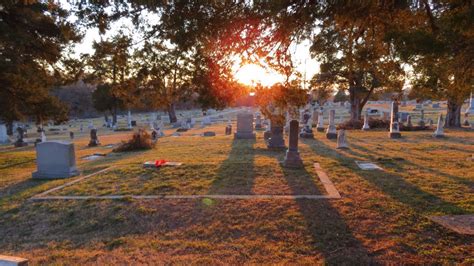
0,122,473,264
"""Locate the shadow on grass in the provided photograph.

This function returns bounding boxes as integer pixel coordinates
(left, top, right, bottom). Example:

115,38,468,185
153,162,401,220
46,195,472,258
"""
348,142,474,191
278,157,375,263
208,138,256,194
303,138,468,215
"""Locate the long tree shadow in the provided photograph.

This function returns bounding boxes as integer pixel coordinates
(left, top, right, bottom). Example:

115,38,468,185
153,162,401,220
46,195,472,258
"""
348,142,474,190
208,138,256,194
278,160,375,263
303,138,468,215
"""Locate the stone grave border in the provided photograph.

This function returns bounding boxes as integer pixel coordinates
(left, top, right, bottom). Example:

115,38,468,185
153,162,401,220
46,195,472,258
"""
30,163,341,201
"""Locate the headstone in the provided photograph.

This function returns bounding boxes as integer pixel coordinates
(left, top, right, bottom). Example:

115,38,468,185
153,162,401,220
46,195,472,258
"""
32,141,80,179
202,116,211,126
428,118,434,127
161,115,171,124
433,114,445,138
88,129,100,147
69,131,74,139
88,120,94,129
283,120,303,168
263,119,272,141
14,127,27,147
336,129,349,149
432,103,440,108
299,119,314,139
389,101,401,139
415,104,423,110
418,109,426,127
407,115,413,127
316,111,325,132
225,124,232,135
362,111,370,131
267,124,285,149
127,110,132,129
203,131,216,137
312,110,319,126
131,120,137,127
326,110,337,139
465,92,474,114
0,124,9,143
463,113,470,126
80,123,83,132
255,114,263,130
234,113,256,139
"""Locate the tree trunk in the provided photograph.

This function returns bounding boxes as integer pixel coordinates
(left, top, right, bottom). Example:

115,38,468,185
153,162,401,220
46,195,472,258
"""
168,103,177,123
104,113,109,123
349,86,362,121
112,107,117,125
445,99,462,128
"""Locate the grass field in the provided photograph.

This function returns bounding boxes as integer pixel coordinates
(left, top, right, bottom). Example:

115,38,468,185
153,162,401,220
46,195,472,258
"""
0,121,473,264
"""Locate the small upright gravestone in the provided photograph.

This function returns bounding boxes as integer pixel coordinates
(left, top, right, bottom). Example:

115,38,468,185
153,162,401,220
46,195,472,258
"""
316,111,325,132
255,114,263,130
32,141,80,179
88,129,100,147
0,124,9,143
433,114,445,138
463,113,470,126
407,115,413,127
326,109,337,139
418,109,426,127
14,127,28,147
312,110,319,126
336,129,349,149
283,120,303,168
389,101,401,139
267,124,285,149
362,111,370,131
234,113,256,140
263,119,272,141
299,120,314,139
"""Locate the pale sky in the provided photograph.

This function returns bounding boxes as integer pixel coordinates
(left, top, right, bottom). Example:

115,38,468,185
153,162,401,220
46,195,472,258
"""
62,1,320,88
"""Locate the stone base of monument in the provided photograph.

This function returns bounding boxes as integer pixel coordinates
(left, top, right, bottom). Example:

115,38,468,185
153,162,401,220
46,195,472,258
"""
33,168,80,179
14,141,28,147
299,132,314,139
176,128,188,132
255,124,263,130
463,120,470,126
389,132,402,139
326,132,337,139
0,255,28,266
88,140,100,147
234,132,256,139
283,151,303,168
433,133,445,138
316,127,325,132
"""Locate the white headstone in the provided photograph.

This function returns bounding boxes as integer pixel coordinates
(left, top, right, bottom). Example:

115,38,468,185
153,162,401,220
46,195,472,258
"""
127,110,132,129
32,141,80,179
336,130,349,149
466,92,474,114
0,124,9,143
362,111,370,130
433,114,445,138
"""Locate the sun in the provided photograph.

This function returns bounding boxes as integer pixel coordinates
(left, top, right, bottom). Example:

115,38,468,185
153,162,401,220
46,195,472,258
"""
234,64,283,87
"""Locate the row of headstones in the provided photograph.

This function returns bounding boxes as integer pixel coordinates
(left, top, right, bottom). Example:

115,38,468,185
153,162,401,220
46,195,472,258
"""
232,112,349,168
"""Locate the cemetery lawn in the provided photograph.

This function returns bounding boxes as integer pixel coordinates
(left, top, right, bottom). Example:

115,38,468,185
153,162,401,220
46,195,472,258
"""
0,125,473,264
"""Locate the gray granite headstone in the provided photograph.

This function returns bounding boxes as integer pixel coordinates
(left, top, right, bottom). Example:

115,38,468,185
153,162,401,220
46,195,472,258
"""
283,120,303,168
326,110,337,139
267,124,285,149
433,114,445,138
234,113,256,139
32,141,80,179
0,124,9,143
389,101,401,139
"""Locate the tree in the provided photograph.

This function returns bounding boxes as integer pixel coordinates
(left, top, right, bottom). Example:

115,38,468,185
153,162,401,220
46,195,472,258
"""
85,33,138,124
389,1,473,127
0,1,79,126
